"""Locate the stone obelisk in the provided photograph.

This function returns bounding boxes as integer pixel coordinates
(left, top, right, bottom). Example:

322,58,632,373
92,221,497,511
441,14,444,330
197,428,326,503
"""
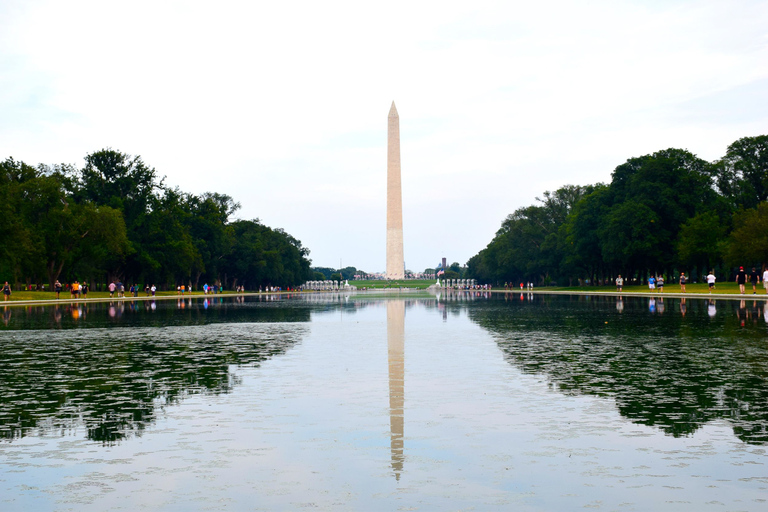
387,101,404,279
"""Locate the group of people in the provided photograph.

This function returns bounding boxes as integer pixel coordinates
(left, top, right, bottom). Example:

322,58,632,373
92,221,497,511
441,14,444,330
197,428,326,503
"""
734,267,768,295
70,281,88,298
184,284,250,294
108,282,156,298
48,280,89,299
615,267,768,294
642,273,687,292
638,272,691,293
440,283,493,291
2,280,278,300
202,283,220,294
504,282,532,291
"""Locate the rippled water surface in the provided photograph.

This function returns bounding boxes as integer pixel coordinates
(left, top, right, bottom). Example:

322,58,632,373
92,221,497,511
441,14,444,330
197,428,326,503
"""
1,292,767,511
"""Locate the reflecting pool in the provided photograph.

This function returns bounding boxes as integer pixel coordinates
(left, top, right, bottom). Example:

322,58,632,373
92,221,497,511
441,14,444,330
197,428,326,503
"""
1,292,767,510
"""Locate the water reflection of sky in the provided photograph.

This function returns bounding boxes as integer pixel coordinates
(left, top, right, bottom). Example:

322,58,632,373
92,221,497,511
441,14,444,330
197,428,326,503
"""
1,294,767,511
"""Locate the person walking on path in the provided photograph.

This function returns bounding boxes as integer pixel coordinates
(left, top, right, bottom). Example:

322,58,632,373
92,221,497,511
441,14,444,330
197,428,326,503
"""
54,280,62,299
763,267,768,294
679,272,687,293
706,270,716,293
750,267,759,294
648,275,656,290
615,275,623,292
3,282,11,301
109,281,116,298
657,275,664,292
736,266,747,294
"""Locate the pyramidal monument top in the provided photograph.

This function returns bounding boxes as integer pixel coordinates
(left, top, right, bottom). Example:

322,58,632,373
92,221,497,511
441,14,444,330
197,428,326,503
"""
388,101,398,118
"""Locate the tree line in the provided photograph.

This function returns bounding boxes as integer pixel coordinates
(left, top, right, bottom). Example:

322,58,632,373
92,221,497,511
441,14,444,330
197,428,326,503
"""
0,149,312,290
467,135,768,286
311,266,360,281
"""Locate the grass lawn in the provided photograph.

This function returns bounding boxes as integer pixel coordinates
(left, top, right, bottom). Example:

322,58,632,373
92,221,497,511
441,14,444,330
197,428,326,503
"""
5,281,764,302
547,282,767,295
0,290,233,302
346,279,437,289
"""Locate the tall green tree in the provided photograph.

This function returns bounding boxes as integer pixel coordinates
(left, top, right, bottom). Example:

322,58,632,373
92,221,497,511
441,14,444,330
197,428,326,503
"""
564,184,610,283
2,149,314,289
599,148,716,275
725,203,768,268
468,137,766,286
0,159,130,286
77,149,163,223
136,188,202,286
0,158,42,282
223,220,311,289
467,185,593,285
75,149,164,280
184,192,239,286
43,203,129,286
715,135,768,210
676,211,727,276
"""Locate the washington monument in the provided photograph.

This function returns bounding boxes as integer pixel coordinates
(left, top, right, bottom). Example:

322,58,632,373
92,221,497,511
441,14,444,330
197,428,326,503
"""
387,101,405,279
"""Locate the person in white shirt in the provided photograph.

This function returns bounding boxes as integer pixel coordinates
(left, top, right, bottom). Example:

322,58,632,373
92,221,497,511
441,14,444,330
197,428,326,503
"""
763,268,768,294
706,271,716,293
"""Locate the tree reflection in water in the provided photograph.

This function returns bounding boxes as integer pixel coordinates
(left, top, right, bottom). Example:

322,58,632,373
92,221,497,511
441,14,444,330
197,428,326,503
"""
466,293,768,445
0,299,309,444
4,292,767,450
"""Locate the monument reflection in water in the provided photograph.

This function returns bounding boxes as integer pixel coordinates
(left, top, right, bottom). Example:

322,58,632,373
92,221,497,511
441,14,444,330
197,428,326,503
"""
387,299,405,478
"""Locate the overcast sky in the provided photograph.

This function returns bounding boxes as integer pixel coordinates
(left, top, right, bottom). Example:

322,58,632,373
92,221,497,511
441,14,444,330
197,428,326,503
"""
2,0,767,273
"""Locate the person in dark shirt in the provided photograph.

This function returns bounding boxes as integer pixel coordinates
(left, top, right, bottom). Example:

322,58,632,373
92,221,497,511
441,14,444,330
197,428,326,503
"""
736,266,747,294
750,267,759,294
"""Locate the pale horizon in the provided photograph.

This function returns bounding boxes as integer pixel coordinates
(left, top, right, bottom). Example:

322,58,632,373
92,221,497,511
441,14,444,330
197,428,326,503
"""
2,0,767,273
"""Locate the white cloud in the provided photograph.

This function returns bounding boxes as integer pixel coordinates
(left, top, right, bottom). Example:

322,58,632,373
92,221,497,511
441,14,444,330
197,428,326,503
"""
2,0,767,272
